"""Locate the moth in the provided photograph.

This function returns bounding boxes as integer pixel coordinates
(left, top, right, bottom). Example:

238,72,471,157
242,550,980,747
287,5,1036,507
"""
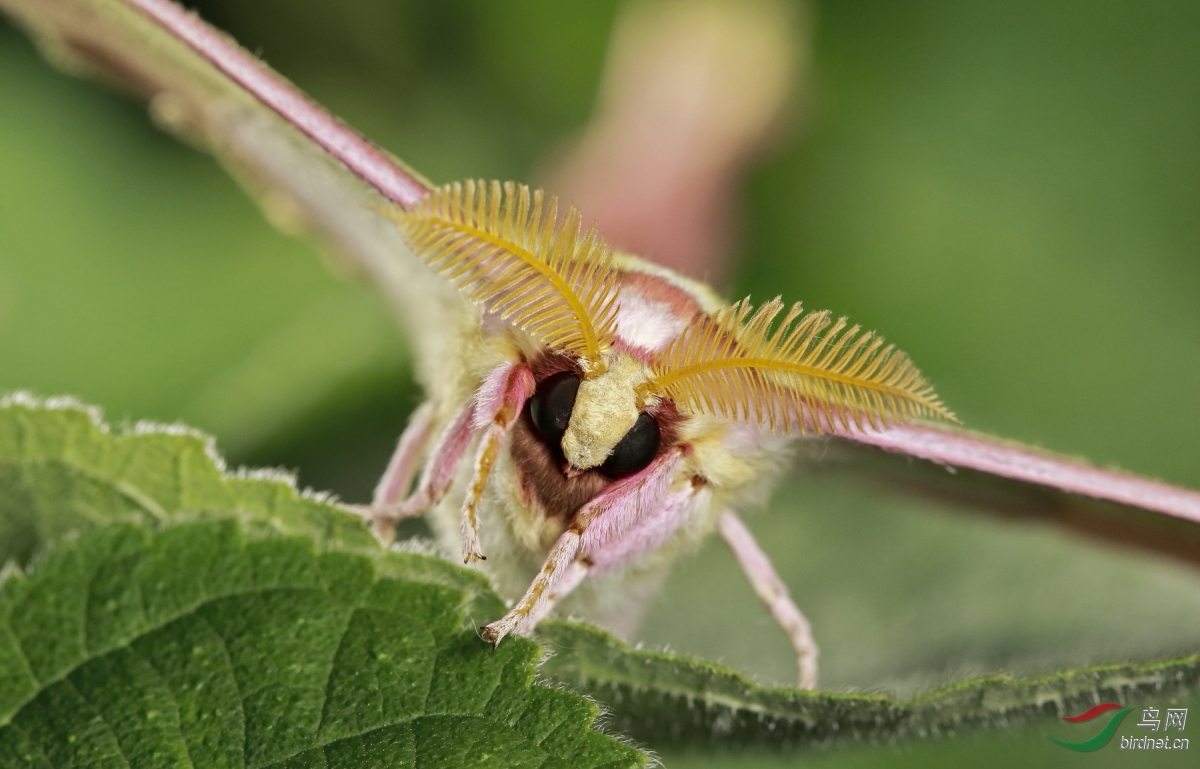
366,178,955,689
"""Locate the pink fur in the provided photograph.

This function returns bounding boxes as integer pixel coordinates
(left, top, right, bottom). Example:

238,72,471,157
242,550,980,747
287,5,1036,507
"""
589,482,702,573
424,400,477,496
525,560,588,627
578,447,684,554
473,361,536,429
374,362,537,553
385,398,476,518
461,362,536,560
483,447,686,642
615,292,689,356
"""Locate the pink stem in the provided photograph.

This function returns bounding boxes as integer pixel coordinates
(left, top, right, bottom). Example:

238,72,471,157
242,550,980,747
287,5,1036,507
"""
846,423,1200,525
124,0,429,207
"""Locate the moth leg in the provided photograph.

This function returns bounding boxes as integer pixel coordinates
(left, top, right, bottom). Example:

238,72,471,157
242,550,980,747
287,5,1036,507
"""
587,478,703,573
718,510,819,690
481,447,685,645
366,398,477,545
459,362,536,563
370,400,435,508
479,521,586,646
520,559,589,629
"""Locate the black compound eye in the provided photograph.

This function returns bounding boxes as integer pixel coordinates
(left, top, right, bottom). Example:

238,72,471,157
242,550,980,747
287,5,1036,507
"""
601,412,660,478
529,371,581,447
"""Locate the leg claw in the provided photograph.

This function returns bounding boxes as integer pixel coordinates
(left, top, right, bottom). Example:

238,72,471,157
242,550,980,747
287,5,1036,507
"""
479,623,504,647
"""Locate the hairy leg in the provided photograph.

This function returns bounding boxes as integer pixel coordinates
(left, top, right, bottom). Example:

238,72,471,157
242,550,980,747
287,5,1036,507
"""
588,479,703,573
718,510,818,690
460,362,535,562
481,447,684,645
366,398,476,544
363,361,532,554
368,401,435,537
521,560,589,629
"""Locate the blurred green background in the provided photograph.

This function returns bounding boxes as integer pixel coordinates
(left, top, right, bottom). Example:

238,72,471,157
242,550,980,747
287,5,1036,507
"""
1,1,1197,766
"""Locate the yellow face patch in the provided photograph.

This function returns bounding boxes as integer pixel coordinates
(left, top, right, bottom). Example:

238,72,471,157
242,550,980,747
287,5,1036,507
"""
561,353,651,470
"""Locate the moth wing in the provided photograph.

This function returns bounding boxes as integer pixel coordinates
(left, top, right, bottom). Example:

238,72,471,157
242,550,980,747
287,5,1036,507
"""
809,424,1200,568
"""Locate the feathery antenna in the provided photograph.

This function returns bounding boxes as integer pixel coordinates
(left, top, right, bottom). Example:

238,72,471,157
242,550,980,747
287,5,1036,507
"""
643,297,957,433
391,180,620,374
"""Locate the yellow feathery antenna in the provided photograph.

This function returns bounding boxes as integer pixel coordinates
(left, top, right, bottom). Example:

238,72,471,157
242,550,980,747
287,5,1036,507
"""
642,297,957,433
388,180,621,375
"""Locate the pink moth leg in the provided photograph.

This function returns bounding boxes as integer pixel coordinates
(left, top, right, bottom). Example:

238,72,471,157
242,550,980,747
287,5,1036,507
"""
519,479,701,630
366,398,476,544
370,401,434,504
365,361,532,556
460,362,536,562
587,479,703,574
481,447,685,645
718,510,819,690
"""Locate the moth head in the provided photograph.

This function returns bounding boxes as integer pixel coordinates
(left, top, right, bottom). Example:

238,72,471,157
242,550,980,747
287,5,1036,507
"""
530,354,662,477
392,179,957,449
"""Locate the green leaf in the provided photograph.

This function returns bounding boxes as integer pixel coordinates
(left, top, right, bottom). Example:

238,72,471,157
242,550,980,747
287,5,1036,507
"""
0,393,489,609
0,521,645,768
6,396,1199,759
537,620,1200,751
0,396,647,767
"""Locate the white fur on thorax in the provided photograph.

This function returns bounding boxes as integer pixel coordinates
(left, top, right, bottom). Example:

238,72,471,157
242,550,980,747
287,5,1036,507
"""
615,293,688,354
